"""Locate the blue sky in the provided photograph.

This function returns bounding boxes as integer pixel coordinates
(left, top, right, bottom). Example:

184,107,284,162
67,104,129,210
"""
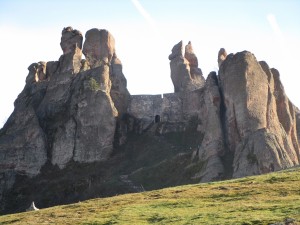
0,0,300,127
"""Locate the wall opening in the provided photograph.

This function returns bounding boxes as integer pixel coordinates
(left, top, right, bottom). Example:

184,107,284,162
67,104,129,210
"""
155,115,160,123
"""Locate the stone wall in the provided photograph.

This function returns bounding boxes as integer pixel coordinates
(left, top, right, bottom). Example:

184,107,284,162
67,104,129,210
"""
128,88,206,124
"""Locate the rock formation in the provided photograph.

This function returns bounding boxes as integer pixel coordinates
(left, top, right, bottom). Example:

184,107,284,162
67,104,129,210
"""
59,26,83,74
0,27,299,214
169,41,205,92
218,48,227,67
196,51,300,181
83,28,115,68
220,52,299,177
194,72,226,182
295,107,300,142
0,27,130,212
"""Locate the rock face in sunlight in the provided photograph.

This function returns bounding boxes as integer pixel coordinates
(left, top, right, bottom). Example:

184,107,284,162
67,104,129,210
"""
0,27,299,214
219,52,299,178
169,41,205,92
296,107,300,143
83,28,116,68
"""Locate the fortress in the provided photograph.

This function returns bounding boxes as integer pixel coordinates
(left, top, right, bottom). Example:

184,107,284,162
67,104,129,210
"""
128,39,210,135
129,90,203,130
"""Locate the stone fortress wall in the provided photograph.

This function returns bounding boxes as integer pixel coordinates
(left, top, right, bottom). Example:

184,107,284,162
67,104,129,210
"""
127,39,208,126
128,89,206,125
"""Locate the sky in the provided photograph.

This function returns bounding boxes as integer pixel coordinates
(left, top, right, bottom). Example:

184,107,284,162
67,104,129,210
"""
0,0,300,127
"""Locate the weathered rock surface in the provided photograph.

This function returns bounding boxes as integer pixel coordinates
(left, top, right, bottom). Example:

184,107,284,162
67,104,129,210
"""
26,62,48,83
218,48,227,67
218,51,299,178
59,26,83,74
169,41,205,92
194,72,226,182
0,27,130,212
295,107,300,143
110,53,130,116
83,28,115,68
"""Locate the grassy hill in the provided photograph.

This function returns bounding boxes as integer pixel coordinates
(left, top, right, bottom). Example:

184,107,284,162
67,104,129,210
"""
0,167,299,225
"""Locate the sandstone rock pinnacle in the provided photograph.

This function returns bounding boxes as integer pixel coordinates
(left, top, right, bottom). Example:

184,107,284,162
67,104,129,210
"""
184,41,198,67
26,62,47,83
60,26,83,54
83,28,116,68
219,51,299,178
59,26,83,74
169,41,205,92
168,40,184,60
0,27,129,209
218,48,227,67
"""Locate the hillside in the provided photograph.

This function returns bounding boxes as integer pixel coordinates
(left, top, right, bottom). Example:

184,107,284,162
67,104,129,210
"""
1,167,299,225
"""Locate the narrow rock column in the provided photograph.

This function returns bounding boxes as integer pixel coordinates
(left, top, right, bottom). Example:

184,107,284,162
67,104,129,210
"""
169,41,205,93
82,28,115,68
218,48,227,67
59,26,83,74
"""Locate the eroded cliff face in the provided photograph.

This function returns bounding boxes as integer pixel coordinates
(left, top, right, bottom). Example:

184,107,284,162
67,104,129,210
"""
219,52,299,177
0,27,130,212
295,107,300,143
196,50,299,181
0,27,299,214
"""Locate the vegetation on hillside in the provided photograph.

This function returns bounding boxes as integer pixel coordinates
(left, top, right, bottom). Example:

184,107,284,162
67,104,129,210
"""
0,167,299,225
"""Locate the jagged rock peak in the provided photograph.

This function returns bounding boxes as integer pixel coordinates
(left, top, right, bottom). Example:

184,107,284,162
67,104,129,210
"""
60,26,83,55
218,48,227,67
0,26,128,178
168,40,183,60
83,28,116,68
185,41,198,68
26,61,47,84
169,40,205,92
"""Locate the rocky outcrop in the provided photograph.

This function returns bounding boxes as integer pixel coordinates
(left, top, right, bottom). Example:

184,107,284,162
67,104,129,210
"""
83,28,115,68
218,48,227,67
0,27,130,211
195,72,226,182
218,51,299,178
295,107,300,143
169,41,205,92
110,53,130,116
82,28,129,116
59,26,83,74
0,28,299,214
192,50,300,182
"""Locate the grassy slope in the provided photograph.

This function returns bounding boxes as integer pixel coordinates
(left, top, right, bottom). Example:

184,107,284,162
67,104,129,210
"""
0,167,299,225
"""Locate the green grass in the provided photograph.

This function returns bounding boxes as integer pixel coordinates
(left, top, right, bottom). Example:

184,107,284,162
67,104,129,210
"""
1,167,299,225
89,77,101,92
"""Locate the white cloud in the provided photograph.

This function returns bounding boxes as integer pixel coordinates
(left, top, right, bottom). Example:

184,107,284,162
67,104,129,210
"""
267,14,282,37
131,0,156,29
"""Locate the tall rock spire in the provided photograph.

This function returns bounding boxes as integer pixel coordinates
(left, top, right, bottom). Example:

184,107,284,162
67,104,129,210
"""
169,41,205,93
59,26,83,74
